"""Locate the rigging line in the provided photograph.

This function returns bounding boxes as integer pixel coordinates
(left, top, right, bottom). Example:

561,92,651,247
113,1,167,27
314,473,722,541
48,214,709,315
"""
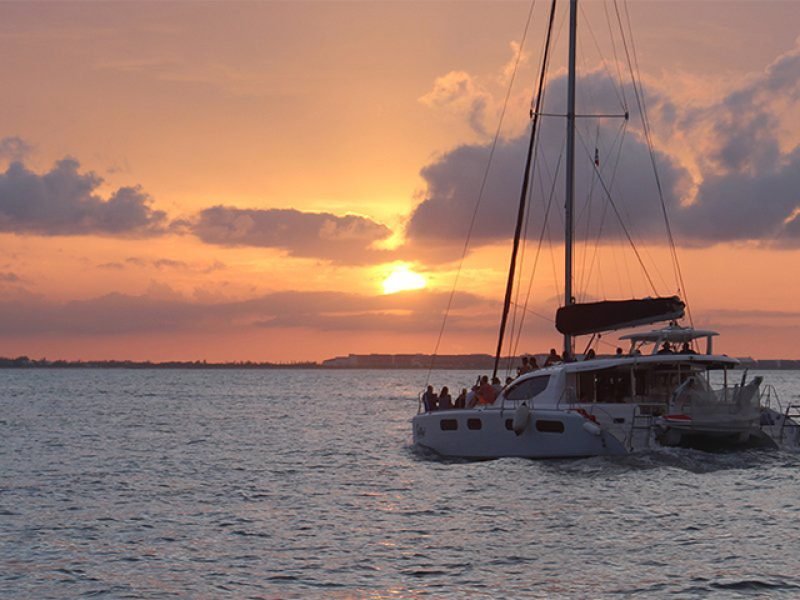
493,0,557,381
509,130,556,356
579,125,669,297
507,24,557,373
578,1,626,111
603,0,628,111
425,0,539,386
506,125,548,371
507,2,563,368
575,127,659,294
623,1,693,326
510,301,553,323
583,118,627,297
576,160,595,300
617,0,693,324
511,150,564,362
576,125,601,300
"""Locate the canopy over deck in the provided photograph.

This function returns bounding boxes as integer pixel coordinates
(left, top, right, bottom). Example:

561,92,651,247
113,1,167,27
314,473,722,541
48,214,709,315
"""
620,325,719,355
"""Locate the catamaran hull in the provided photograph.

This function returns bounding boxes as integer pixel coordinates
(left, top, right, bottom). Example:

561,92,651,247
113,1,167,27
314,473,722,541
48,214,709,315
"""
412,408,627,459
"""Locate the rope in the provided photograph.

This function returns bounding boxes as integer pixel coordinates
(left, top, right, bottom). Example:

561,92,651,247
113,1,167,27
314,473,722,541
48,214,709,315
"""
615,0,693,325
425,0,538,386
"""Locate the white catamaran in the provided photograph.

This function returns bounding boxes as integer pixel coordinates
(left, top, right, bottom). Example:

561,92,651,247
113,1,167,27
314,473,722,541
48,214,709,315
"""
412,0,800,458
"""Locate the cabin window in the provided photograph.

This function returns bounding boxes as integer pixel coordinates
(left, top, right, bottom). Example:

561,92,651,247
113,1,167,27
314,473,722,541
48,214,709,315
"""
536,419,565,433
578,370,631,403
467,418,482,430
505,419,514,431
440,419,458,431
506,376,550,401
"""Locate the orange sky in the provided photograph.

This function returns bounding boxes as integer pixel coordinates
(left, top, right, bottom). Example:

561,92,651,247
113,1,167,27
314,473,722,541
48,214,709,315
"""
1,1,800,362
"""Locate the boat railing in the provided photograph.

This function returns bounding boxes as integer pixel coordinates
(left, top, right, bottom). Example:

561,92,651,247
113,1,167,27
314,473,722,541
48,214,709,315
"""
759,384,783,413
556,385,578,409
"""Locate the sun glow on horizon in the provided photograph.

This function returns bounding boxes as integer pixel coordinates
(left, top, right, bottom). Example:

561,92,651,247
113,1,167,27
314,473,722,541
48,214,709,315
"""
382,264,427,295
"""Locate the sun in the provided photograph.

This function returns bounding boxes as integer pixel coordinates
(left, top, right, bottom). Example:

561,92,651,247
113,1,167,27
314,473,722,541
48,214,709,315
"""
382,265,427,295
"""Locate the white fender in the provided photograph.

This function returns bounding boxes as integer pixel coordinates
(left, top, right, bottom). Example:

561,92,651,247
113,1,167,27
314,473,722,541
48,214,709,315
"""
512,403,530,436
582,420,602,436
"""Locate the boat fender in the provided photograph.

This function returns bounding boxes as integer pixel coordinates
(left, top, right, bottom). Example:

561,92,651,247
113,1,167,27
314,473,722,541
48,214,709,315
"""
512,403,530,436
582,420,602,436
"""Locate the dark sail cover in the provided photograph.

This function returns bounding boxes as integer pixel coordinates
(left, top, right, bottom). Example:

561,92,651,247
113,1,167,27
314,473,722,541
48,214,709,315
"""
555,296,685,336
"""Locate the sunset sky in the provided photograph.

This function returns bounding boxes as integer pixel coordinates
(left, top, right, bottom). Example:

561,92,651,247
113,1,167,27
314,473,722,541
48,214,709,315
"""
2,0,800,362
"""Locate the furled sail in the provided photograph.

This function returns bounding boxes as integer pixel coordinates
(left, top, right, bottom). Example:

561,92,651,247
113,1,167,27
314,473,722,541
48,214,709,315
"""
555,296,685,336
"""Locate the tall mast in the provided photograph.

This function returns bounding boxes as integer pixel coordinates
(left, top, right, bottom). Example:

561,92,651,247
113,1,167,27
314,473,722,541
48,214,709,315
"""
492,0,558,380
564,0,577,357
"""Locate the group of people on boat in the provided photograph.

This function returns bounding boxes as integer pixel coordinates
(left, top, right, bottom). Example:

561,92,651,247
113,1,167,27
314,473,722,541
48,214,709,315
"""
421,374,506,412
657,341,696,355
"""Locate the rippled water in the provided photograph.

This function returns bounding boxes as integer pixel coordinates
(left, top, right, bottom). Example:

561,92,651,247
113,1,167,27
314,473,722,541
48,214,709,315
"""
2,368,800,598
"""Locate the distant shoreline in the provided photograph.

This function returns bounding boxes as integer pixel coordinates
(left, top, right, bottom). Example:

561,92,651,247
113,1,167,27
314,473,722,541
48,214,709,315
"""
2,354,800,370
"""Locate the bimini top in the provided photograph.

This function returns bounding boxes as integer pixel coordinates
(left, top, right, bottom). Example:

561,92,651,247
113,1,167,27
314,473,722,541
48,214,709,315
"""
620,324,719,355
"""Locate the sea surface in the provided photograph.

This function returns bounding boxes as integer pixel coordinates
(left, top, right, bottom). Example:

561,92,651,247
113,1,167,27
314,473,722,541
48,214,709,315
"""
2,368,800,598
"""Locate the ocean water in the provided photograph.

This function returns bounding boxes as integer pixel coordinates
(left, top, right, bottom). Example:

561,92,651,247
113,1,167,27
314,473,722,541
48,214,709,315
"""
2,368,800,599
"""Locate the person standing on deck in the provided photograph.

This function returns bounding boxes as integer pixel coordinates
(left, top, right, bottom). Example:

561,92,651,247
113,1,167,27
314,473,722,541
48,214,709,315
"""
477,375,497,405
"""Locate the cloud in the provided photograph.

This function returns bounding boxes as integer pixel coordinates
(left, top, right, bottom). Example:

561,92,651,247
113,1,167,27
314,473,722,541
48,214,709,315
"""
97,262,125,270
667,44,800,246
407,69,691,255
674,147,800,245
0,271,22,283
409,43,800,254
189,206,394,264
0,287,497,336
154,258,188,270
0,137,32,162
0,158,166,237
419,71,492,137
0,150,397,263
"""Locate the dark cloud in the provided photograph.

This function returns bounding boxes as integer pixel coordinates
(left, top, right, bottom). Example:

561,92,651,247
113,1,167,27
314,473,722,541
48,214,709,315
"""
674,147,800,245
97,257,225,274
0,288,497,336
409,50,800,254
671,44,800,245
0,158,166,236
97,262,125,270
0,271,21,283
407,70,690,257
0,137,32,162
154,258,188,270
189,206,394,264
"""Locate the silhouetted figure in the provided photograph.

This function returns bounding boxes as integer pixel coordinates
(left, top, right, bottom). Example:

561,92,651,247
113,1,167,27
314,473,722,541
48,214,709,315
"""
544,348,562,366
680,342,696,355
584,348,596,360
517,355,533,376
438,386,452,410
422,385,438,412
455,388,467,409
657,342,674,355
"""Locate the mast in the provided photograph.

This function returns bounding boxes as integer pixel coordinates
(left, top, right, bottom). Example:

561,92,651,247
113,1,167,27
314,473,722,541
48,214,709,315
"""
564,0,577,357
492,0,558,380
